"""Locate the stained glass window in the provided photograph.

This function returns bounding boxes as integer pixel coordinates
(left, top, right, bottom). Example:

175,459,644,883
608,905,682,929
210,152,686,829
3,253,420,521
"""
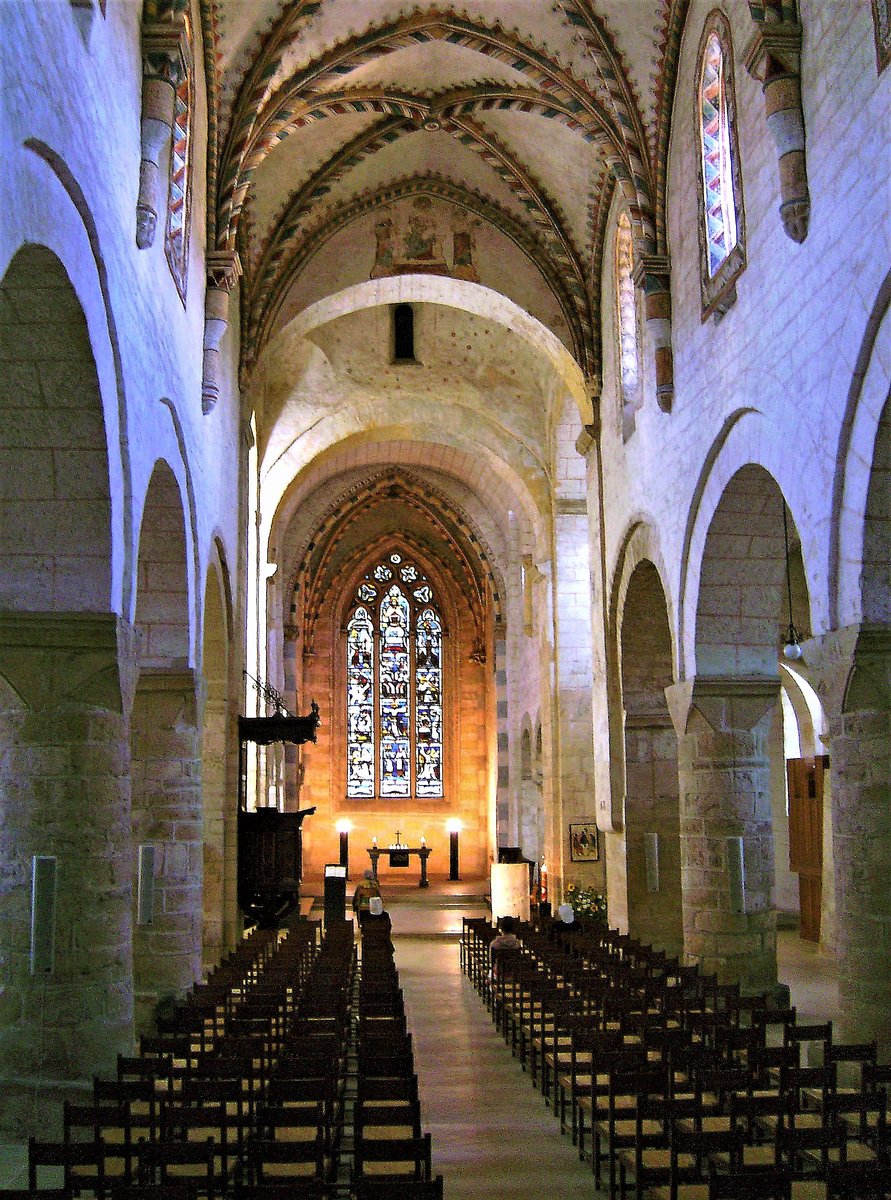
346,607,375,797
415,609,443,797
165,14,192,303
615,209,640,438
379,585,410,797
346,555,445,799
699,32,738,277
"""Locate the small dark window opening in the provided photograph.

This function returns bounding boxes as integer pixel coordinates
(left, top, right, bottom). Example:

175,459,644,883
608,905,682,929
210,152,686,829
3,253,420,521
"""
393,304,415,361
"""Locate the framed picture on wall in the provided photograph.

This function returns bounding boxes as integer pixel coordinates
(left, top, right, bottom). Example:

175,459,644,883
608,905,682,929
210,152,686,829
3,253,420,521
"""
569,822,599,862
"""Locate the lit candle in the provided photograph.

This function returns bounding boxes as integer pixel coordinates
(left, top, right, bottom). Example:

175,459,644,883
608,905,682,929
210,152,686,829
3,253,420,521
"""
540,861,548,904
372,835,377,848
420,835,426,847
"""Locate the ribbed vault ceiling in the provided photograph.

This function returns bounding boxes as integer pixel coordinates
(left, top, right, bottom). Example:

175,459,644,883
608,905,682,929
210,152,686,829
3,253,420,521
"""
200,0,692,384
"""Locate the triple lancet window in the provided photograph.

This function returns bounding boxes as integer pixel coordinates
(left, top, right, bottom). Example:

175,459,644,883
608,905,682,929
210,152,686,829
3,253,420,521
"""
346,552,443,799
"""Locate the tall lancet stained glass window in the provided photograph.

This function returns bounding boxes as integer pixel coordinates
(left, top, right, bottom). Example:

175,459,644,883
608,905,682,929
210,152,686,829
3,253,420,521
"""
700,32,738,277
346,553,444,799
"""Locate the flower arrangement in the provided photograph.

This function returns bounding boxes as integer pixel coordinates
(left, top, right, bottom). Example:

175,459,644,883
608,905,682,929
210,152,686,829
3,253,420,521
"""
564,882,608,922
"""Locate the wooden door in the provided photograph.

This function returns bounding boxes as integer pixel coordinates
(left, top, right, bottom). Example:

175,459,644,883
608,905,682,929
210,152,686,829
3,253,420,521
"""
786,756,828,941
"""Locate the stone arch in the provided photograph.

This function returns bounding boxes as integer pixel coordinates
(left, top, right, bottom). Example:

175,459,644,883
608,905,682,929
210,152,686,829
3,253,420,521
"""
674,465,813,992
828,391,891,1051
677,408,826,678
264,275,590,425
130,460,201,1031
298,525,492,882
694,465,806,678
200,547,231,971
859,393,891,629
830,270,891,627
0,244,112,612
260,417,551,593
134,461,191,667
18,139,134,617
602,518,677,837
618,560,683,957
0,244,134,1131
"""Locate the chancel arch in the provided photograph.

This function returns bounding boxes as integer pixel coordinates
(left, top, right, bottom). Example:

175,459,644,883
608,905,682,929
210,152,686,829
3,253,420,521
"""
287,479,496,882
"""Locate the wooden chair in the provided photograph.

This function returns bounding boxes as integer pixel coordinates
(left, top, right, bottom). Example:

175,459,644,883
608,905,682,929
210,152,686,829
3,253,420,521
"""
233,1183,328,1200
353,1179,444,1200
245,1133,328,1186
116,1054,174,1098
160,1101,244,1185
557,1026,628,1144
92,1079,158,1146
355,1097,423,1140
590,1063,667,1200
353,1133,433,1182
706,1161,791,1199
134,1137,219,1198
824,1159,891,1199
774,1119,848,1184
825,1081,888,1153
29,1137,107,1198
107,1186,199,1200
64,1101,138,1184
645,1124,745,1200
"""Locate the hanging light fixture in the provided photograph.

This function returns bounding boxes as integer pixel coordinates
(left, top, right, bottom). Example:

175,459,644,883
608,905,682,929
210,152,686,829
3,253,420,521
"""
781,500,803,661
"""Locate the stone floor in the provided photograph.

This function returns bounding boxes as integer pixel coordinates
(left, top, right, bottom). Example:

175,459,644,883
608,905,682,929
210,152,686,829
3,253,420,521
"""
0,877,842,1194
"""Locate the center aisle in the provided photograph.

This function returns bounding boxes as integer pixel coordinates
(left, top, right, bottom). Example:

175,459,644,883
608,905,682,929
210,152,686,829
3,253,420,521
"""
393,935,607,1198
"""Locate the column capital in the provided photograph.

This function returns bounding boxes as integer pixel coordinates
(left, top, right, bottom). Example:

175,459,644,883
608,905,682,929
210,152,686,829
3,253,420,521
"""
135,665,200,694
142,20,190,87
0,612,138,714
206,250,242,293
743,21,802,81
796,624,891,719
665,674,780,738
575,375,601,455
633,253,671,290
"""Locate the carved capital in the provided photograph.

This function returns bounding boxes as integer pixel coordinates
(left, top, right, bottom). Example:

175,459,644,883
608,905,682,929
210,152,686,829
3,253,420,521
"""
795,624,891,719
743,21,802,81
665,675,780,738
780,196,810,244
206,250,242,293
141,20,190,88
201,254,242,414
0,612,138,715
632,253,671,292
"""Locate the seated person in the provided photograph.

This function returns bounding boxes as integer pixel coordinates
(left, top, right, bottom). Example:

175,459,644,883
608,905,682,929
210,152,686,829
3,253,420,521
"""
352,869,382,924
489,914,522,968
548,901,577,939
362,895,392,931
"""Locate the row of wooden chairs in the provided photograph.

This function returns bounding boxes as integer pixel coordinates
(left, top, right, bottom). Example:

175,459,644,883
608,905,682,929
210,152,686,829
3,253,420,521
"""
461,915,891,1199
18,920,347,1199
350,920,443,1199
